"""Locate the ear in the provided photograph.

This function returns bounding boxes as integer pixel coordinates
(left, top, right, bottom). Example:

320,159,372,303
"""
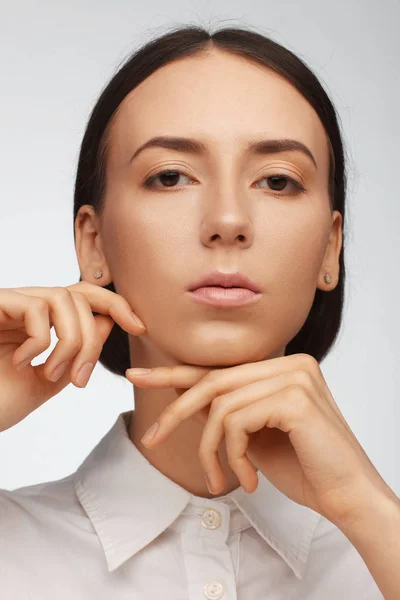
74,205,113,285
317,210,343,290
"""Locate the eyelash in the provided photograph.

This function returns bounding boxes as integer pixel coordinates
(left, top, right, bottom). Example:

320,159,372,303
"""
141,169,306,195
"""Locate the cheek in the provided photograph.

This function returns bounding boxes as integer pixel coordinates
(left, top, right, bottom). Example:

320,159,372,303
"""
264,211,330,340
265,200,329,286
276,226,327,286
101,201,180,301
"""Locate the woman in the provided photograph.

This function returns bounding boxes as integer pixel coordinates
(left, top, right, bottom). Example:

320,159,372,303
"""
0,24,398,599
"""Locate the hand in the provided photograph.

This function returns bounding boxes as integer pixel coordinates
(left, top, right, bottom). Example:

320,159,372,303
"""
126,353,396,529
0,282,146,433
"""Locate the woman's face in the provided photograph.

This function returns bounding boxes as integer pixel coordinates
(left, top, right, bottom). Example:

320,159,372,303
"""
80,49,342,368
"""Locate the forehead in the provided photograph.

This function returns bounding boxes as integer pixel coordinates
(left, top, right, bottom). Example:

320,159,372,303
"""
108,50,330,174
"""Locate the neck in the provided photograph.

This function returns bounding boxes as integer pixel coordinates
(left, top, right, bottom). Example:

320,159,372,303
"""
128,383,241,499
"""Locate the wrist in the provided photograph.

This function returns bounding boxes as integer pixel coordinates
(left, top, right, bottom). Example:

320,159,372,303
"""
337,484,400,544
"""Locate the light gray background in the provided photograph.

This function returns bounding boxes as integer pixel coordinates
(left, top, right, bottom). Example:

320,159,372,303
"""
0,1,398,495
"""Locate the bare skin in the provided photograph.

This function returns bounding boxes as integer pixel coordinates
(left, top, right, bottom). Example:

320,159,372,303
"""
74,48,342,499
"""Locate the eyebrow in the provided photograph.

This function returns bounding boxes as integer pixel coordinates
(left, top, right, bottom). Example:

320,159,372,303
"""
130,135,318,169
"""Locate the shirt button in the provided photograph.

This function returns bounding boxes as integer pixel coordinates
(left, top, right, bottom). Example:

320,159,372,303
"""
201,508,222,529
203,580,225,599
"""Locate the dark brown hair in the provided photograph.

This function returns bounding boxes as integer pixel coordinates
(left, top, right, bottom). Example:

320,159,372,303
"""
73,24,348,376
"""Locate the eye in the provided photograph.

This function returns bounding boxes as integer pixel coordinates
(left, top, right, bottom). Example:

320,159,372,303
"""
141,169,306,195
141,170,195,190
255,174,306,195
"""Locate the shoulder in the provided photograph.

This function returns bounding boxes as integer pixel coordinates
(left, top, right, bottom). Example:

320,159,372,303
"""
0,472,91,536
0,473,101,592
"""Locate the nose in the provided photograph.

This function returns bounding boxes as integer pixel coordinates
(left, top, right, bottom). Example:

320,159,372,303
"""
199,184,254,249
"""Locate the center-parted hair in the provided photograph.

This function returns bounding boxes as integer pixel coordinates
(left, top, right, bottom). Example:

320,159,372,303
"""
73,24,348,376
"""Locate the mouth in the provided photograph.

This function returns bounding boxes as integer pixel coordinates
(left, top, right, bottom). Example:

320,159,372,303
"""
188,285,261,308
188,270,261,293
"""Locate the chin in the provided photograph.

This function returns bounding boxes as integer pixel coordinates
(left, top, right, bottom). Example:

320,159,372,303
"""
175,339,274,368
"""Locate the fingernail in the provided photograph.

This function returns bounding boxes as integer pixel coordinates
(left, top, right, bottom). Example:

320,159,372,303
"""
131,314,146,329
128,368,152,376
16,357,32,371
205,473,214,494
50,361,69,382
141,421,159,446
75,362,94,387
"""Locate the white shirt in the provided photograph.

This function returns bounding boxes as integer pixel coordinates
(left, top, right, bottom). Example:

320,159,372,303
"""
0,410,383,599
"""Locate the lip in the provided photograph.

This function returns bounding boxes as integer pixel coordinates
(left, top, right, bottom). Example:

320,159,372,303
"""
188,286,261,307
188,270,261,293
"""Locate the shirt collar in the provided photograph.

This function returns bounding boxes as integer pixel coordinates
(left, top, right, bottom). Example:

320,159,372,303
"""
73,410,321,579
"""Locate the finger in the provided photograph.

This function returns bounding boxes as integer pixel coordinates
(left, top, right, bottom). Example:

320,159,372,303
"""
66,281,146,335
21,288,84,380
0,290,52,368
141,370,298,448
126,364,211,387
196,375,300,493
45,291,113,387
127,355,326,402
199,405,260,495
126,356,301,388
32,314,115,402
10,283,146,337
222,400,272,494
223,388,322,500
128,355,349,436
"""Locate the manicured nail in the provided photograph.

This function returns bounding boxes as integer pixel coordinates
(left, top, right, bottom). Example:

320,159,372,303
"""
50,360,69,382
205,473,214,494
141,421,159,446
15,357,32,371
75,362,94,387
128,368,152,376
131,314,146,329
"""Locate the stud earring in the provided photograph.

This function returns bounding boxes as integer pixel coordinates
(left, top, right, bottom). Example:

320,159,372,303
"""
324,273,332,284
93,268,103,279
